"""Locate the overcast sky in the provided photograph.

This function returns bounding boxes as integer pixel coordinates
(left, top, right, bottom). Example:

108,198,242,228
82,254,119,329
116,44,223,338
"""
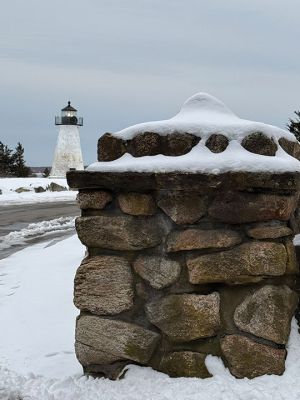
1,0,300,165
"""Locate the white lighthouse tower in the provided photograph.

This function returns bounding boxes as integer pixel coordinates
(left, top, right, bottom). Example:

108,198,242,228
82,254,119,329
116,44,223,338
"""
50,101,84,178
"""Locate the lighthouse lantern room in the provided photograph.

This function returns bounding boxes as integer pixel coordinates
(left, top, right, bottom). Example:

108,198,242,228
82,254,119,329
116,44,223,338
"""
55,101,83,127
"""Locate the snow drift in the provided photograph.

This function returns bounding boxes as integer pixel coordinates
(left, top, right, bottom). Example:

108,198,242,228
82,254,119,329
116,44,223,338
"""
88,92,300,174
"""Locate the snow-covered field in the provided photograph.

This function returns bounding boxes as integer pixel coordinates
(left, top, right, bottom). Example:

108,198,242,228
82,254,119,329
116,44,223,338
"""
0,178,77,205
1,236,300,399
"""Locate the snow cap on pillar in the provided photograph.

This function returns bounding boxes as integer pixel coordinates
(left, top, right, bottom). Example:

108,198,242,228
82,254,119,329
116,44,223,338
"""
89,92,300,174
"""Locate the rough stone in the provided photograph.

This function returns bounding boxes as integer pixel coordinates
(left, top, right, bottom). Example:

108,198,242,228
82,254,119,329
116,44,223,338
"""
15,187,31,193
241,132,277,156
187,241,287,284
82,359,130,380
159,351,212,378
98,133,126,161
209,191,297,224
135,282,153,301
279,137,300,160
133,255,181,289
246,221,293,239
75,341,120,366
75,315,160,366
76,215,162,250
67,170,300,192
157,193,207,224
166,228,242,252
118,192,156,215
34,186,46,193
163,133,199,156
205,134,229,153
234,285,298,344
74,256,134,315
145,293,220,342
48,182,67,192
129,132,161,157
220,334,286,378
77,190,112,209
285,240,299,274
68,171,156,192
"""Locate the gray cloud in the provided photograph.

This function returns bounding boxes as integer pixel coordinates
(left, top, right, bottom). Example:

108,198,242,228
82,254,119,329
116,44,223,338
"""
0,0,299,165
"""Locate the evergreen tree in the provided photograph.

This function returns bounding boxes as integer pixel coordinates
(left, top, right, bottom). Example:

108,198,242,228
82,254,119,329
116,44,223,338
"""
43,167,50,177
0,141,14,176
11,142,31,177
287,110,300,141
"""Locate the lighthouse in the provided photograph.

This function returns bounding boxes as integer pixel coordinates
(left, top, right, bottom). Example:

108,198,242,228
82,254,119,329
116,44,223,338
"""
50,101,84,178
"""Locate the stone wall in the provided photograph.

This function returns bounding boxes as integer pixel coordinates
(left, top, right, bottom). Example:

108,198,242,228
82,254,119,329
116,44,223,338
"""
68,170,300,380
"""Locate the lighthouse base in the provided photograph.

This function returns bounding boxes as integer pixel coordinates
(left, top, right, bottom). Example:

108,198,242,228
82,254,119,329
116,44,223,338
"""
50,125,84,178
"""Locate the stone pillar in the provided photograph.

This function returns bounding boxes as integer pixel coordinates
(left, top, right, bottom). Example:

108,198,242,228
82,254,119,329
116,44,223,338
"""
68,169,300,379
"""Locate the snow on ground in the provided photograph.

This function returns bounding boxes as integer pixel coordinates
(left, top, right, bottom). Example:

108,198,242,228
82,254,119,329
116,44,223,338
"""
0,217,75,251
0,236,84,379
0,178,77,206
1,236,300,399
88,93,300,174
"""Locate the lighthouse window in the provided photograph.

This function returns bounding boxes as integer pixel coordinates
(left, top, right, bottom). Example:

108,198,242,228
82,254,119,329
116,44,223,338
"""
62,110,76,117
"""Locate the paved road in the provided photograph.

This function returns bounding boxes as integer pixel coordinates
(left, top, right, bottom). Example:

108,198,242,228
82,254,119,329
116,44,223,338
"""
0,201,80,259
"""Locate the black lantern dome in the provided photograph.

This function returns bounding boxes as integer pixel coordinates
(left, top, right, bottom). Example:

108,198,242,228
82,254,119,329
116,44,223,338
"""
55,101,83,126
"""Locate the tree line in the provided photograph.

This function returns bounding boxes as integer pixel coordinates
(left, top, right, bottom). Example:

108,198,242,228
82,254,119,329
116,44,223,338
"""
287,111,300,141
0,141,31,177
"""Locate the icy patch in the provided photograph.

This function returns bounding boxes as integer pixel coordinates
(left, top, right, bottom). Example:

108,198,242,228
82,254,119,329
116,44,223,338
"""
0,217,75,250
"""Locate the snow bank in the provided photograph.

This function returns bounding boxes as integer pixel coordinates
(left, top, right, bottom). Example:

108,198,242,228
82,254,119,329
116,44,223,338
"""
1,236,300,399
88,93,300,174
0,217,75,250
0,177,77,205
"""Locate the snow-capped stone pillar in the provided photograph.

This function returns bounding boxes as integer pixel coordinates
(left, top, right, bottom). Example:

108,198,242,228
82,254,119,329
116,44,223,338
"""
68,93,300,380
